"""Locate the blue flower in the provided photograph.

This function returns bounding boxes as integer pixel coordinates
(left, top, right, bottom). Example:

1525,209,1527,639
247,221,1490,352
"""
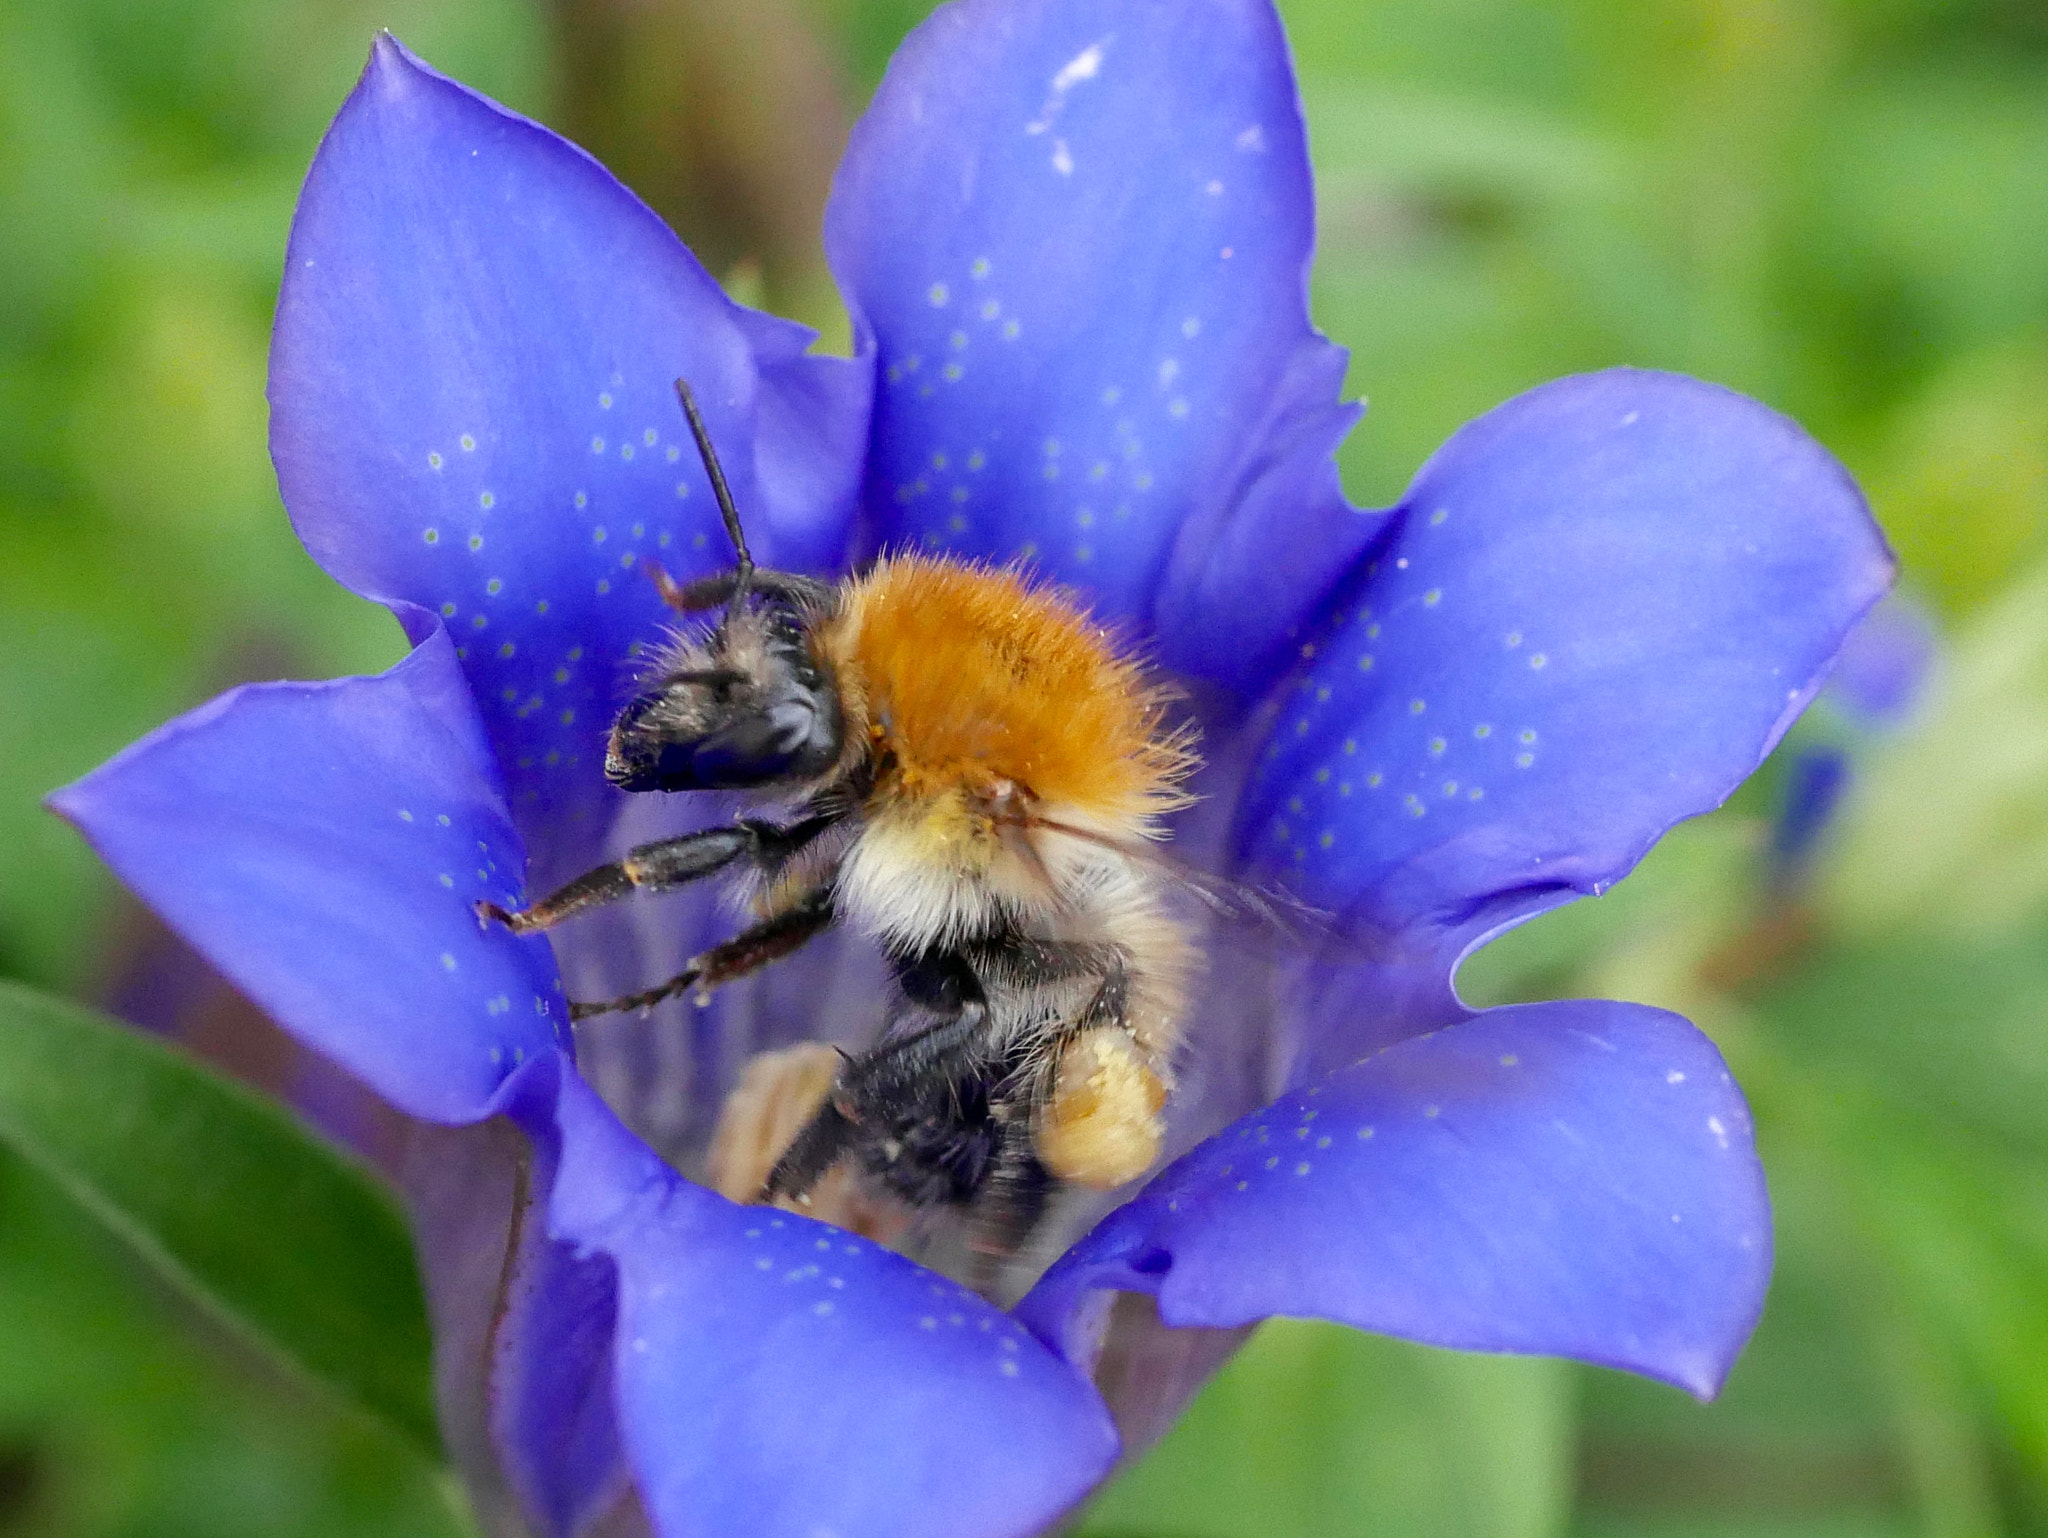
1770,596,1934,882
51,3,1892,1535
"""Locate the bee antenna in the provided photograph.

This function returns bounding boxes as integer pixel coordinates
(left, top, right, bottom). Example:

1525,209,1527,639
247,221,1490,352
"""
673,378,754,621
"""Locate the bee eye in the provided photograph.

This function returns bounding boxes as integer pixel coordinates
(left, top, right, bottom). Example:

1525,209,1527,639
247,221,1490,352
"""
686,698,830,785
605,673,841,793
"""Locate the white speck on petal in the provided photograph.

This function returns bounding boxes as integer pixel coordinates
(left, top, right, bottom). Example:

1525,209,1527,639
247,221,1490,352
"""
1051,41,1103,91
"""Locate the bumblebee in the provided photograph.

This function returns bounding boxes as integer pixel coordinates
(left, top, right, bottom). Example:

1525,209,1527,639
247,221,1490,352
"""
482,382,1199,1251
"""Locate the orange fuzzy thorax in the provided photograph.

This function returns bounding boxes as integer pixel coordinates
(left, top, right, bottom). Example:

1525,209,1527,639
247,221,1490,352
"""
824,554,1191,831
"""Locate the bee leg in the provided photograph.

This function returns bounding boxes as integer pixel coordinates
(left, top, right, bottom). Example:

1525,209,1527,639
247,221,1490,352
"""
968,1102,1055,1263
1077,954,1132,1029
757,1098,858,1206
758,1003,990,1204
1036,953,1173,1192
836,1002,990,1112
476,815,835,933
567,890,836,1021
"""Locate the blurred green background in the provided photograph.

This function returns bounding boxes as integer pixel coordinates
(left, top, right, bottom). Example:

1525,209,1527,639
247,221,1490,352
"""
1,0,2044,1533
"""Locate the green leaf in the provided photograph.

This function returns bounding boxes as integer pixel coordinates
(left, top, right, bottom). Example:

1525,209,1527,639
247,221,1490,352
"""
1823,556,2048,939
0,979,441,1457
1079,1320,1574,1538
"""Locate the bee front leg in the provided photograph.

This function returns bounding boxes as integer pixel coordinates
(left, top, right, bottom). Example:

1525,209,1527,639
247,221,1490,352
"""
476,815,834,934
758,1002,991,1205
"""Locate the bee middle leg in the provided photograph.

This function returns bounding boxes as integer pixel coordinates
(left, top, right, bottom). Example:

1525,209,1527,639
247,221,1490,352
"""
759,938,999,1205
758,999,992,1205
567,889,837,1022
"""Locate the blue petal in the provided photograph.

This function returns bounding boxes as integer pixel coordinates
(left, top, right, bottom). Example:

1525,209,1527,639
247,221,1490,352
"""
1237,369,1894,933
516,1059,1118,1538
1825,592,1935,729
1018,1000,1770,1400
50,627,566,1122
827,0,1376,689
490,1223,630,1537
398,1113,613,1536
271,35,871,882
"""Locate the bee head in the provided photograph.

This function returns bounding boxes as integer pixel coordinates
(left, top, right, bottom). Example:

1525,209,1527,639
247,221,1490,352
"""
606,601,843,793
605,377,843,793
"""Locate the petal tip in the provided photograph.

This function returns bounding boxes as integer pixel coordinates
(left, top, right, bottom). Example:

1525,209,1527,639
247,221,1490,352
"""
42,777,83,826
353,29,501,132
367,28,426,81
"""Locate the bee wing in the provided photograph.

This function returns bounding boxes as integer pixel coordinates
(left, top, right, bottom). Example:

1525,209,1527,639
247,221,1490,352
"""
1158,855,1337,944
1001,812,1339,953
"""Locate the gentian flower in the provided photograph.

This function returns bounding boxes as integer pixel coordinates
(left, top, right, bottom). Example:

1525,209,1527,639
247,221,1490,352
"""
52,2,1892,1534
